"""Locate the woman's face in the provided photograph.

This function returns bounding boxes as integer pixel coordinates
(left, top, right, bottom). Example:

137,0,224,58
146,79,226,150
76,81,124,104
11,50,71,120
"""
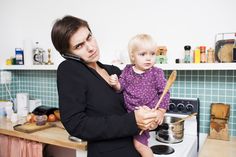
69,26,100,63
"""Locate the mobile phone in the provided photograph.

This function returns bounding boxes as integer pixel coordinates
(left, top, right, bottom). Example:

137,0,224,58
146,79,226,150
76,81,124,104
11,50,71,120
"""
61,53,82,61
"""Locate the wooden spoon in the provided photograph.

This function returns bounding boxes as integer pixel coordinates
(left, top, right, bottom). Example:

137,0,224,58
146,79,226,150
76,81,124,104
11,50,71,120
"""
172,112,197,125
139,70,177,135
154,70,177,110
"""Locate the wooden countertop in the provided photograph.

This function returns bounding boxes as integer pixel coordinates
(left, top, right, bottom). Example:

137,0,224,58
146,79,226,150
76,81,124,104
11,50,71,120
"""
0,117,87,150
199,136,236,157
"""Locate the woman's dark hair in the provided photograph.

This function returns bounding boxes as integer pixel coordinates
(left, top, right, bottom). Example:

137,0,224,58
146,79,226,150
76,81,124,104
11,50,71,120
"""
51,15,91,55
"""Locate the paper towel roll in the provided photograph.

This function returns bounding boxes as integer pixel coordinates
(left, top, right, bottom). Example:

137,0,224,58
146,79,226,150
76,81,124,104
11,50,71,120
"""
16,93,29,117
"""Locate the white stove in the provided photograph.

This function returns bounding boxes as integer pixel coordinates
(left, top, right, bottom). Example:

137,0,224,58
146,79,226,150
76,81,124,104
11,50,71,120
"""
148,97,199,157
149,132,197,157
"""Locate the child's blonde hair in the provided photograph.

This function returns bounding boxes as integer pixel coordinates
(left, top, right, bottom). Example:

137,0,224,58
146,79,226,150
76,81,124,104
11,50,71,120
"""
128,34,157,64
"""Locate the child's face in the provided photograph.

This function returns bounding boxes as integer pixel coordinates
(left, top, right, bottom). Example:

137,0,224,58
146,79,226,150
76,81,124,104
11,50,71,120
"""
132,44,156,72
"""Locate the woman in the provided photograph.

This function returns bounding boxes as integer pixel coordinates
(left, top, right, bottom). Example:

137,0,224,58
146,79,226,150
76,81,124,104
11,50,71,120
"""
51,15,158,157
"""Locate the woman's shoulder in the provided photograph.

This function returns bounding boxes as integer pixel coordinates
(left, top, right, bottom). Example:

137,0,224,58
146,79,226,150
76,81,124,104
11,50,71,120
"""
59,59,80,68
57,60,87,76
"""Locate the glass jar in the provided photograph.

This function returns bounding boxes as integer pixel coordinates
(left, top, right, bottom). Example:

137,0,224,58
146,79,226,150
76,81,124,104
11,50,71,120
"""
200,46,207,63
207,48,215,63
33,42,45,65
35,115,48,126
184,45,191,63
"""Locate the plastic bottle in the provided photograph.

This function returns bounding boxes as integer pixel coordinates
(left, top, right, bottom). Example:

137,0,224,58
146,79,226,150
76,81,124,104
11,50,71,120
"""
194,48,200,63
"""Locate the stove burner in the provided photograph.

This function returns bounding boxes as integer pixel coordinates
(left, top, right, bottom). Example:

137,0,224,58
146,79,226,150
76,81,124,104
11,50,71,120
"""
151,145,175,155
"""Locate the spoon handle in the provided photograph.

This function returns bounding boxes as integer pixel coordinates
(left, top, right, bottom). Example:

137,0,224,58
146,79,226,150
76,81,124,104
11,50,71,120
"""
173,112,198,124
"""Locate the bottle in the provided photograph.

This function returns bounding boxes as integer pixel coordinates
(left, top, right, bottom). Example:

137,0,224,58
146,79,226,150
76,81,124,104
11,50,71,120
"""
200,46,206,63
15,48,24,65
194,48,200,63
184,45,191,63
233,35,236,62
207,48,215,63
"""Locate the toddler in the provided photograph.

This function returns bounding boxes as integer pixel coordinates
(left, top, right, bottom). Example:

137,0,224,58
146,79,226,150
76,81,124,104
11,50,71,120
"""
109,34,170,157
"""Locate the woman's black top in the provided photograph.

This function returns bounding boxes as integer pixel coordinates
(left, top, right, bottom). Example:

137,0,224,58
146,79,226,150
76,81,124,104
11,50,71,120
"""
57,59,141,157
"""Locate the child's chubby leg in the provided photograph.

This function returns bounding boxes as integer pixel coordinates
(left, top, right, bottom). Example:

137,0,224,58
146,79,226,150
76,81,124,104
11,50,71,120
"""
133,132,153,157
133,139,153,157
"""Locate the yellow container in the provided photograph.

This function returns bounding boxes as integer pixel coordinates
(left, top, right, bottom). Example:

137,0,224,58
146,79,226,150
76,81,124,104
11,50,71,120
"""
6,58,12,65
194,49,200,63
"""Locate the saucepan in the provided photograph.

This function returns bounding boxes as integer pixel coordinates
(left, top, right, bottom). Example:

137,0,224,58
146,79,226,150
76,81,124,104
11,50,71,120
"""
155,113,197,144
155,116,184,143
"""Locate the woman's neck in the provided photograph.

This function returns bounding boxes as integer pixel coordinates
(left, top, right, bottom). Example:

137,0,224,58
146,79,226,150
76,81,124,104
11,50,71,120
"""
87,62,99,70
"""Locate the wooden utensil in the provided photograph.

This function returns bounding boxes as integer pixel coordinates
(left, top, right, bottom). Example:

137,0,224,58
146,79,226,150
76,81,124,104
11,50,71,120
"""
172,112,197,125
154,70,177,110
139,70,177,135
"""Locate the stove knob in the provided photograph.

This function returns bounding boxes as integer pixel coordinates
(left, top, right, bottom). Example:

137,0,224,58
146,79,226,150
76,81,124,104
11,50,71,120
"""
168,103,176,111
177,103,184,111
186,104,194,112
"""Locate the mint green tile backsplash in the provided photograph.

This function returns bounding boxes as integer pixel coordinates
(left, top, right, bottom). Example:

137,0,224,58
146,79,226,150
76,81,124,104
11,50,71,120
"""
165,70,236,137
0,70,58,107
0,69,235,136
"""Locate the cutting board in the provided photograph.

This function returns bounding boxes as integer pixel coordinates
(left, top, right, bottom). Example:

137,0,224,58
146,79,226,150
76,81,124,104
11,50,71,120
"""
209,119,229,141
13,122,53,133
209,103,230,141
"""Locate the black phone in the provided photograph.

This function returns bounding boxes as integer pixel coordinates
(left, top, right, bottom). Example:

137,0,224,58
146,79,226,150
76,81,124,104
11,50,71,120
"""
61,53,82,61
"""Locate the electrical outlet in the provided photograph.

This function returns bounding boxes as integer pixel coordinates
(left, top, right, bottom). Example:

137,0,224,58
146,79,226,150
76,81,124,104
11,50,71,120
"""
0,71,12,84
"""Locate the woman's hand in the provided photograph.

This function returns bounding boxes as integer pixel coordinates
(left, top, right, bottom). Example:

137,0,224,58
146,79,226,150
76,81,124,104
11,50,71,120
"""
155,108,166,125
134,106,158,130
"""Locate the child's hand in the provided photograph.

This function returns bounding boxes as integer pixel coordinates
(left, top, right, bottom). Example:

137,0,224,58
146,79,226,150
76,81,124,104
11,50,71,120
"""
109,74,118,86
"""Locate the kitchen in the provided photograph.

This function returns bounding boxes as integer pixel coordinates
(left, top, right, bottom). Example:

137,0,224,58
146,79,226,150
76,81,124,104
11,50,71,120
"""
0,0,236,157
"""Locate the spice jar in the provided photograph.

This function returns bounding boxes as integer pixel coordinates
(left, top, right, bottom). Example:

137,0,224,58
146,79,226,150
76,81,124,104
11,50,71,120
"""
184,45,191,63
207,48,215,63
200,46,207,63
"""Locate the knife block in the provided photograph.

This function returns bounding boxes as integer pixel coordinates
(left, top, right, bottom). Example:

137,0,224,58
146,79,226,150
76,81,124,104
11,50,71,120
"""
209,103,230,140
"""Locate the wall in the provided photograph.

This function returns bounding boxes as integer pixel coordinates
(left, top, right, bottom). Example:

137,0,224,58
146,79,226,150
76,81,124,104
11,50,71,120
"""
0,0,236,65
0,0,235,136
0,70,235,136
